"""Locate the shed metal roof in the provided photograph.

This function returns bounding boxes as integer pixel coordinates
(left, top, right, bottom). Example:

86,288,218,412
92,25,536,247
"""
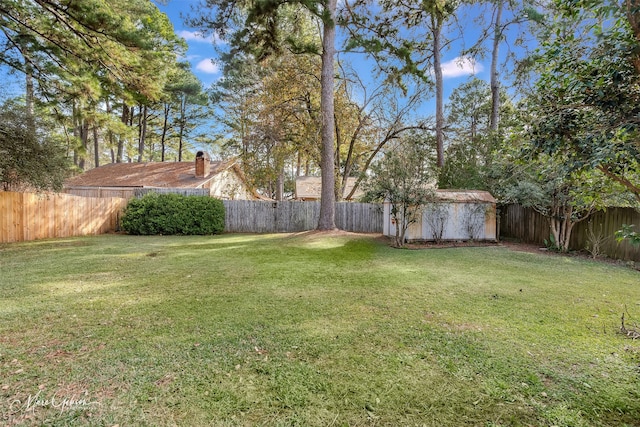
434,190,496,203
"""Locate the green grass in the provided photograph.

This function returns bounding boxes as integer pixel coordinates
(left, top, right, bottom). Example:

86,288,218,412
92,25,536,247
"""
1,233,639,426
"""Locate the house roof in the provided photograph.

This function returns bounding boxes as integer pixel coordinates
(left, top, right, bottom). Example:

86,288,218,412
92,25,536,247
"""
65,160,235,189
295,176,364,200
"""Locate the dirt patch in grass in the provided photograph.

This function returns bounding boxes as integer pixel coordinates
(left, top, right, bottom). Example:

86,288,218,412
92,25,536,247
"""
403,240,501,250
154,374,176,389
387,237,639,269
500,240,554,254
501,240,640,270
289,229,375,239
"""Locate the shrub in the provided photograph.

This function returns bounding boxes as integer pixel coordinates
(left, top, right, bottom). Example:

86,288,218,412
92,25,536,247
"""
121,193,225,235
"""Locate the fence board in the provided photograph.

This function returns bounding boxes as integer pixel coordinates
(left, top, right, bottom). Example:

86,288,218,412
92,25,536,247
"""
500,204,640,261
65,187,210,200
223,200,383,234
0,192,127,243
133,188,210,198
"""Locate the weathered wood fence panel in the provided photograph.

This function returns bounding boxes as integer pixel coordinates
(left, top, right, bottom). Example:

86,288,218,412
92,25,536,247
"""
65,187,209,200
335,202,384,233
0,192,127,243
134,188,210,198
500,204,640,261
500,204,550,244
223,200,383,233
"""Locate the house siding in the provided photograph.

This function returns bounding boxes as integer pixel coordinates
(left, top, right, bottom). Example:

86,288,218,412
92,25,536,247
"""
207,170,255,200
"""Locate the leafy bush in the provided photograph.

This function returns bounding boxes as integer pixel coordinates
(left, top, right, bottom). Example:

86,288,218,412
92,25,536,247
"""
121,193,225,235
0,98,72,191
615,224,640,247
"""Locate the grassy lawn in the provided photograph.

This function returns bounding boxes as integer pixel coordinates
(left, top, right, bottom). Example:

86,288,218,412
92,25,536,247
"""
1,233,639,426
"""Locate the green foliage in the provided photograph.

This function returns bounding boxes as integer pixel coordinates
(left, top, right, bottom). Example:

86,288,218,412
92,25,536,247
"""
191,0,325,61
0,0,184,102
438,79,517,192
0,0,194,167
526,0,640,202
438,139,487,190
615,224,640,247
543,233,560,252
163,62,212,160
121,193,225,235
0,99,72,191
342,0,460,86
208,49,322,199
364,133,436,246
491,99,627,253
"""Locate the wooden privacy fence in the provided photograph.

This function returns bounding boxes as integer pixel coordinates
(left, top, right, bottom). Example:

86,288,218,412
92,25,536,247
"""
0,192,127,243
64,187,209,200
223,200,383,233
500,204,640,261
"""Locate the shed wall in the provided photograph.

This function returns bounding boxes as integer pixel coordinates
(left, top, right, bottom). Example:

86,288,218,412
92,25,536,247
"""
384,201,497,242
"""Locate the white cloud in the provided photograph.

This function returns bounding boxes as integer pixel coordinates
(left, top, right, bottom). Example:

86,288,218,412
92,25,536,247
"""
195,58,219,74
177,30,222,44
177,30,208,42
439,56,483,78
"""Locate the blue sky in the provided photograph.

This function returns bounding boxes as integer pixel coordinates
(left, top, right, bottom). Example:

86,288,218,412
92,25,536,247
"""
156,0,498,109
156,0,224,88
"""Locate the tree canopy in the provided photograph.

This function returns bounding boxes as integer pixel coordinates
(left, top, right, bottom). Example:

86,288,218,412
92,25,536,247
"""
525,0,640,202
0,98,71,191
0,0,184,101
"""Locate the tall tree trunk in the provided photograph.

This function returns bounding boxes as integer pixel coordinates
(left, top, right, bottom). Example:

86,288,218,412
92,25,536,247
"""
78,119,89,171
72,101,89,170
138,104,147,162
17,36,35,129
105,97,115,163
490,0,503,132
72,118,79,167
341,118,364,199
25,68,34,124
317,0,338,230
161,102,170,162
178,97,186,162
433,16,444,168
93,125,100,168
72,101,79,167
275,167,284,201
117,103,128,163
334,115,342,200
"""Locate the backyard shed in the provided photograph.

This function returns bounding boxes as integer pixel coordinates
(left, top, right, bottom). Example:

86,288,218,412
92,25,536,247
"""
383,190,497,242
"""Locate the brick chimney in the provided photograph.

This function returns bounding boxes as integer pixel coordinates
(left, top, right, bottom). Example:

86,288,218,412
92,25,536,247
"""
195,151,210,178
